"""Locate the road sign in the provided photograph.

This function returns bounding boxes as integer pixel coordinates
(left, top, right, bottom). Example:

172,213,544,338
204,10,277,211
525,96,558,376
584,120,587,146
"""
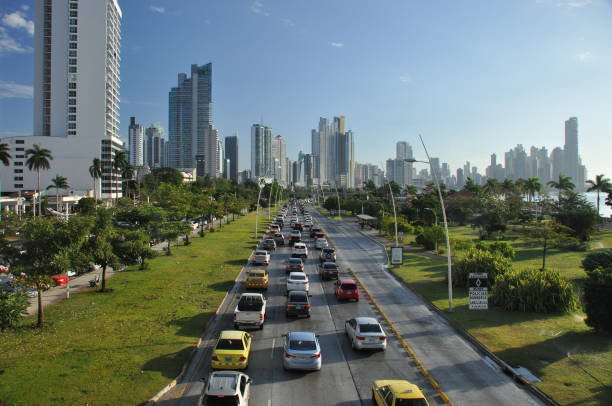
469,273,488,310
391,246,403,265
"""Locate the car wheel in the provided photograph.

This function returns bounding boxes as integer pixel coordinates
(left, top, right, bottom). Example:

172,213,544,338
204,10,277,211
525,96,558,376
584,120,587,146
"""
234,323,239,329
260,323,264,330
307,313,311,318
352,338,357,350
372,390,377,405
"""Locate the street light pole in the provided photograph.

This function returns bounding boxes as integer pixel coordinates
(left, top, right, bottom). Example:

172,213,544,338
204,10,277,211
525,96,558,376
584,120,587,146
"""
386,178,399,247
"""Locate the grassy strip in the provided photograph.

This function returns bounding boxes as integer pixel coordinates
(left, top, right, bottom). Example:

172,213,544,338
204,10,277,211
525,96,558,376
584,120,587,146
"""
0,211,271,406
392,228,612,406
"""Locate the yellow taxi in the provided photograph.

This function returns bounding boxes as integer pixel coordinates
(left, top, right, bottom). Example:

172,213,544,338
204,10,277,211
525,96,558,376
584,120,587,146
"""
245,269,269,290
211,330,252,370
372,380,430,406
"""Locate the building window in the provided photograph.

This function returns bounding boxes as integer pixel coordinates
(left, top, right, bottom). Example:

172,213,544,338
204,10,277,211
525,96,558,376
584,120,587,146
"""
69,26,77,33
68,130,76,135
14,184,23,189
69,50,77,57
68,115,76,121
69,42,77,49
69,19,77,25
14,169,23,173
14,177,23,181
14,162,23,166
69,66,77,73
68,90,76,97
69,59,77,65
69,107,76,113
68,99,76,105
68,82,76,89
16,147,24,151
70,3,78,9
16,140,25,144
15,155,24,158
68,123,76,129
69,11,77,17
69,35,77,41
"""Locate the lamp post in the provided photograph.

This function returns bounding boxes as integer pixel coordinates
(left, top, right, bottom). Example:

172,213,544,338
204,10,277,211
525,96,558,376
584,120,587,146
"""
405,134,453,312
385,178,400,247
334,185,341,218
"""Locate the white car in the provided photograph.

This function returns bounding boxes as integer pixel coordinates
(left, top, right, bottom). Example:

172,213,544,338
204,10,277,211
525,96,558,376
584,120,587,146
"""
345,317,387,350
251,250,270,266
314,238,328,250
200,371,251,406
292,242,308,258
287,272,310,292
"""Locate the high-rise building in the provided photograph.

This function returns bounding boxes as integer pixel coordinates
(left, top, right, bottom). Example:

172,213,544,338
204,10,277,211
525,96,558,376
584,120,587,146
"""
456,168,465,188
337,130,355,188
128,117,144,167
251,124,273,179
168,63,213,171
225,135,239,183
144,123,165,169
272,135,287,185
396,141,412,160
0,0,123,198
564,117,583,190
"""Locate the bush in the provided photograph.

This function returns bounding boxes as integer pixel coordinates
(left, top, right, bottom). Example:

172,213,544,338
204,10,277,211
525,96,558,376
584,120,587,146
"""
450,238,474,254
492,268,577,313
583,266,612,333
415,225,445,251
475,241,516,259
415,233,435,250
582,249,612,274
451,248,512,288
0,290,29,331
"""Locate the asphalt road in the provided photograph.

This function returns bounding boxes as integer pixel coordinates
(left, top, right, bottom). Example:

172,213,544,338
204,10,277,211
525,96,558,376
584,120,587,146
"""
158,205,544,406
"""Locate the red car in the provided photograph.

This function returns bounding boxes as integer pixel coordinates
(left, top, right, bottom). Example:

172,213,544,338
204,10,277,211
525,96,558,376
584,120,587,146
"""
335,279,359,301
51,275,69,286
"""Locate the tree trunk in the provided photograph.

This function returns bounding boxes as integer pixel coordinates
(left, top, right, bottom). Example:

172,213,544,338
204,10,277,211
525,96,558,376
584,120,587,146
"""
36,285,43,328
100,264,107,292
37,170,42,216
596,189,600,218
56,189,59,211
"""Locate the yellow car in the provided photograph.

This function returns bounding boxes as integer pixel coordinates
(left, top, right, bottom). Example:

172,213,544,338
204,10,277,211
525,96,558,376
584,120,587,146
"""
211,330,252,370
245,269,269,289
372,380,429,406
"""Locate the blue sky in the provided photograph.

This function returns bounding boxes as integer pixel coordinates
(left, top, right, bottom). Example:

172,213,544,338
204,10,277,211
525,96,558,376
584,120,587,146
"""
1,0,611,177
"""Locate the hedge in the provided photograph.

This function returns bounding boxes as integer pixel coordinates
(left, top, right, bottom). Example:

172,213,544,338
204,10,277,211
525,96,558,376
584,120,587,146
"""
451,248,512,288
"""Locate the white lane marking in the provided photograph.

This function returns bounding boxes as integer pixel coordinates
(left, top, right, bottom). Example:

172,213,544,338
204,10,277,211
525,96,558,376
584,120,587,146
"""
268,399,271,406
271,338,275,359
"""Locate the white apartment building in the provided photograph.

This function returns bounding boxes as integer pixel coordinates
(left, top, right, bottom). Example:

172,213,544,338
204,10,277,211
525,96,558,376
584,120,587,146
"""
128,117,144,167
0,0,124,200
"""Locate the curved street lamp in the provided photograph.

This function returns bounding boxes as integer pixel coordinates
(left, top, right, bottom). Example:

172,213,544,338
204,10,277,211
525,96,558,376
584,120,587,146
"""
405,134,454,312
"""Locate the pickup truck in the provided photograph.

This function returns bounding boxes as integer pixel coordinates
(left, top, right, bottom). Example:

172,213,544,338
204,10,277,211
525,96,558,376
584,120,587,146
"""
233,293,266,330
250,250,270,265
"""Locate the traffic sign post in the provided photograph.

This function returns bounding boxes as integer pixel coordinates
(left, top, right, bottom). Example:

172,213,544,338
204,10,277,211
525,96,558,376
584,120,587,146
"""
468,273,488,310
391,246,403,265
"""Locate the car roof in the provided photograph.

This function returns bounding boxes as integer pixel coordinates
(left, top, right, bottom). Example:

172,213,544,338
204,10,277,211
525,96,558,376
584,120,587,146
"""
207,372,241,396
255,250,267,254
288,331,316,341
219,330,248,340
288,258,302,263
288,290,308,298
355,316,379,324
288,272,307,277
339,279,356,284
378,381,425,399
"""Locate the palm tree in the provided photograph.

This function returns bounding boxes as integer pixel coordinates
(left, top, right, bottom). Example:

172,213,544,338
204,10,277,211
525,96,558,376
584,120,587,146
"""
586,174,612,218
515,178,527,199
121,163,134,200
89,158,102,203
46,174,69,211
0,142,11,166
463,177,481,194
484,178,500,196
500,179,515,197
112,150,128,204
547,173,575,194
525,177,542,203
25,144,53,216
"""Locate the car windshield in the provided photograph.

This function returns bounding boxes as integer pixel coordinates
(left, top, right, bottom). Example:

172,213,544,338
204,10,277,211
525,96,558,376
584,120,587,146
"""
359,323,382,333
323,249,335,254
288,259,302,264
289,339,317,351
324,264,337,270
395,398,428,406
290,275,306,281
289,293,308,302
204,395,239,406
216,339,244,350
248,272,265,278
341,284,356,290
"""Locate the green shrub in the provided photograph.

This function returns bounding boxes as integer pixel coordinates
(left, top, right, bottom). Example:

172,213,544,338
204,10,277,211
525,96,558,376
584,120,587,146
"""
475,241,516,259
451,238,474,253
415,225,445,251
582,249,612,274
451,248,512,288
492,268,577,313
0,291,28,331
415,233,435,250
583,266,612,333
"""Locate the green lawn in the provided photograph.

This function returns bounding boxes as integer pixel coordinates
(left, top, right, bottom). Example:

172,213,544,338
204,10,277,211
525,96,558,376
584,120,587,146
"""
392,227,612,406
0,211,271,406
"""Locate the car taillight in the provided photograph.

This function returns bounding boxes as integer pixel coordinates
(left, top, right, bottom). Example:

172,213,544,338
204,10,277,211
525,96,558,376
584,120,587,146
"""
212,355,219,361
287,304,295,308
380,336,387,341
310,353,321,358
239,356,247,361
356,336,365,340
285,352,296,358
233,314,236,320
305,304,311,309
259,313,264,319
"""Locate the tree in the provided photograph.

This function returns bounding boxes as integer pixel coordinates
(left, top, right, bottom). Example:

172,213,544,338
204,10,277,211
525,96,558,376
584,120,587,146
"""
112,150,128,204
47,174,69,211
463,177,481,194
547,173,575,194
89,157,102,204
113,229,156,269
0,291,28,331
144,167,183,189
582,249,612,274
586,174,612,218
25,144,53,216
0,142,11,166
525,177,542,203
75,197,97,215
553,193,598,241
583,266,612,333
520,221,576,270
87,208,120,292
160,221,191,255
483,178,500,196
500,179,515,197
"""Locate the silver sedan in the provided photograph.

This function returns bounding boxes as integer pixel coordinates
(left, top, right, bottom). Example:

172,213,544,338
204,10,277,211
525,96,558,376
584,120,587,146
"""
282,331,322,371
345,317,388,350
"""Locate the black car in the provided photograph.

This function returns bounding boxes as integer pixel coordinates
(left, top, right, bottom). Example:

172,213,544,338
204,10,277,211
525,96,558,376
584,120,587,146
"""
286,290,311,318
273,232,285,246
319,262,339,280
261,238,276,251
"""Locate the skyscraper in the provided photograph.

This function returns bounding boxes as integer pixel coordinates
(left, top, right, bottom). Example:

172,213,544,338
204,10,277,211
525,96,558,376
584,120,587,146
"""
272,135,287,185
225,135,239,183
144,123,165,169
251,124,273,179
564,117,580,189
337,130,355,188
129,117,144,167
168,63,213,170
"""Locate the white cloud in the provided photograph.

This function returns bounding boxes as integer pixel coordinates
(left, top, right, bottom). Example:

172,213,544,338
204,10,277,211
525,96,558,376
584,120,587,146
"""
2,11,34,36
280,18,295,27
251,1,270,16
399,75,413,83
330,42,344,48
576,51,592,62
0,81,33,99
0,26,32,55
21,5,30,11
150,6,165,13
558,0,592,7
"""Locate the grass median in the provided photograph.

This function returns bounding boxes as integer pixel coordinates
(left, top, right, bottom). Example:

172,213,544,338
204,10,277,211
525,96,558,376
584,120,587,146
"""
0,210,272,406
391,227,612,406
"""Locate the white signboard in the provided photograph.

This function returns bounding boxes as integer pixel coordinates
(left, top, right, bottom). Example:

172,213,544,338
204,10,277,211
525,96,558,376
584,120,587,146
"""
469,272,488,310
391,247,403,265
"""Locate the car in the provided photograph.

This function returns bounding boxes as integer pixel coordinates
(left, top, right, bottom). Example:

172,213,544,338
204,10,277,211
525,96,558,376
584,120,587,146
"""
314,238,328,250
285,290,311,318
371,380,430,406
200,371,252,406
286,272,309,292
319,248,336,263
335,279,359,301
211,330,253,370
292,242,308,258
310,226,322,238
245,269,269,290
250,250,270,266
273,232,285,246
314,232,326,241
286,258,304,273
292,222,304,231
288,231,301,246
234,293,266,329
319,262,339,280
345,317,387,350
269,224,281,233
261,238,276,251
282,331,322,371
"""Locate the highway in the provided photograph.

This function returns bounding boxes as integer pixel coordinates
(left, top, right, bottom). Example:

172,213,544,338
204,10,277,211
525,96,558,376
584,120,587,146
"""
157,205,544,406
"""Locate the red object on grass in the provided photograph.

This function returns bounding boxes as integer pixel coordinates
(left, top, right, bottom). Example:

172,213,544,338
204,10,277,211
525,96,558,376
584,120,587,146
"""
51,275,69,286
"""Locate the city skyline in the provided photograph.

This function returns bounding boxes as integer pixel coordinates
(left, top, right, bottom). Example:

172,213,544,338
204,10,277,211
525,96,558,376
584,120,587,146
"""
1,0,611,179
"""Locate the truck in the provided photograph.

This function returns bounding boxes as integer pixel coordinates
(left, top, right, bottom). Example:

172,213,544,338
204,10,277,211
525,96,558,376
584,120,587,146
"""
233,293,266,330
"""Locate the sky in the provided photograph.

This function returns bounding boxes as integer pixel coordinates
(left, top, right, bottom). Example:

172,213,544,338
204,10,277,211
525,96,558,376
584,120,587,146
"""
1,0,611,178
